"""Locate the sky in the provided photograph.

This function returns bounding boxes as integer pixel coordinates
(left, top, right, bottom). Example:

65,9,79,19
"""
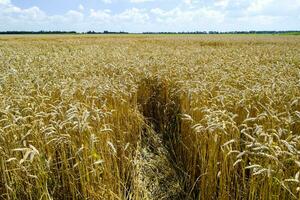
0,0,299,32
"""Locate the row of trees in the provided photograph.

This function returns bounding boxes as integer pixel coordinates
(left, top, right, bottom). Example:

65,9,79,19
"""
0,30,299,35
0,31,128,34
0,31,77,34
142,31,300,34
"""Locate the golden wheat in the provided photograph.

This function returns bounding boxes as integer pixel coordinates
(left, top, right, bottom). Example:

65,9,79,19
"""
0,35,299,200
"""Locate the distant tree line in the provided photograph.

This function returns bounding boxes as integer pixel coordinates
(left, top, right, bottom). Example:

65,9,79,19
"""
86,30,128,34
0,30,299,35
142,31,300,35
0,30,129,34
0,31,77,34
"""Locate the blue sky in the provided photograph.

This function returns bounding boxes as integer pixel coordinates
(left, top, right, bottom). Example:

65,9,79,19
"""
0,0,299,32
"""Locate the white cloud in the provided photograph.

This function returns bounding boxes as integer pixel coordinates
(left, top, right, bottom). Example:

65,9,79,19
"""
150,7,225,31
1,5,46,20
65,10,84,22
90,9,112,23
78,4,84,11
0,2,85,31
2,5,21,14
238,15,281,25
0,0,10,5
117,8,149,23
151,7,224,23
130,0,154,3
23,7,46,20
90,8,149,24
246,0,274,13
0,0,299,32
214,0,230,8
101,0,112,4
183,0,193,5
242,0,300,21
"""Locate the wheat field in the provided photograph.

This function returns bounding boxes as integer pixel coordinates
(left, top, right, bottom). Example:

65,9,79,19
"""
0,35,299,200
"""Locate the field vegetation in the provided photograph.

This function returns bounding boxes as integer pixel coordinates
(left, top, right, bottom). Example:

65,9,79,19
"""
0,35,299,199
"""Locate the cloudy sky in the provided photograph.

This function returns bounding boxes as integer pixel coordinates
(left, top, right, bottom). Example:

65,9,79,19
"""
0,0,299,32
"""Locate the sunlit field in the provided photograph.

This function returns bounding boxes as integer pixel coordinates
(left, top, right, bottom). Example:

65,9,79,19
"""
0,35,299,200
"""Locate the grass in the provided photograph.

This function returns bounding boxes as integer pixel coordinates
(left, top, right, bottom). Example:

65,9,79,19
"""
0,35,299,200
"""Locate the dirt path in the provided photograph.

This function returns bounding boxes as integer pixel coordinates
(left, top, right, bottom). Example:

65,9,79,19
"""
134,78,185,200
135,128,183,200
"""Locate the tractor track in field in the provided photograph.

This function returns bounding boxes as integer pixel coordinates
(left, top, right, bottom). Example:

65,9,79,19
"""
135,127,184,200
134,78,186,200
